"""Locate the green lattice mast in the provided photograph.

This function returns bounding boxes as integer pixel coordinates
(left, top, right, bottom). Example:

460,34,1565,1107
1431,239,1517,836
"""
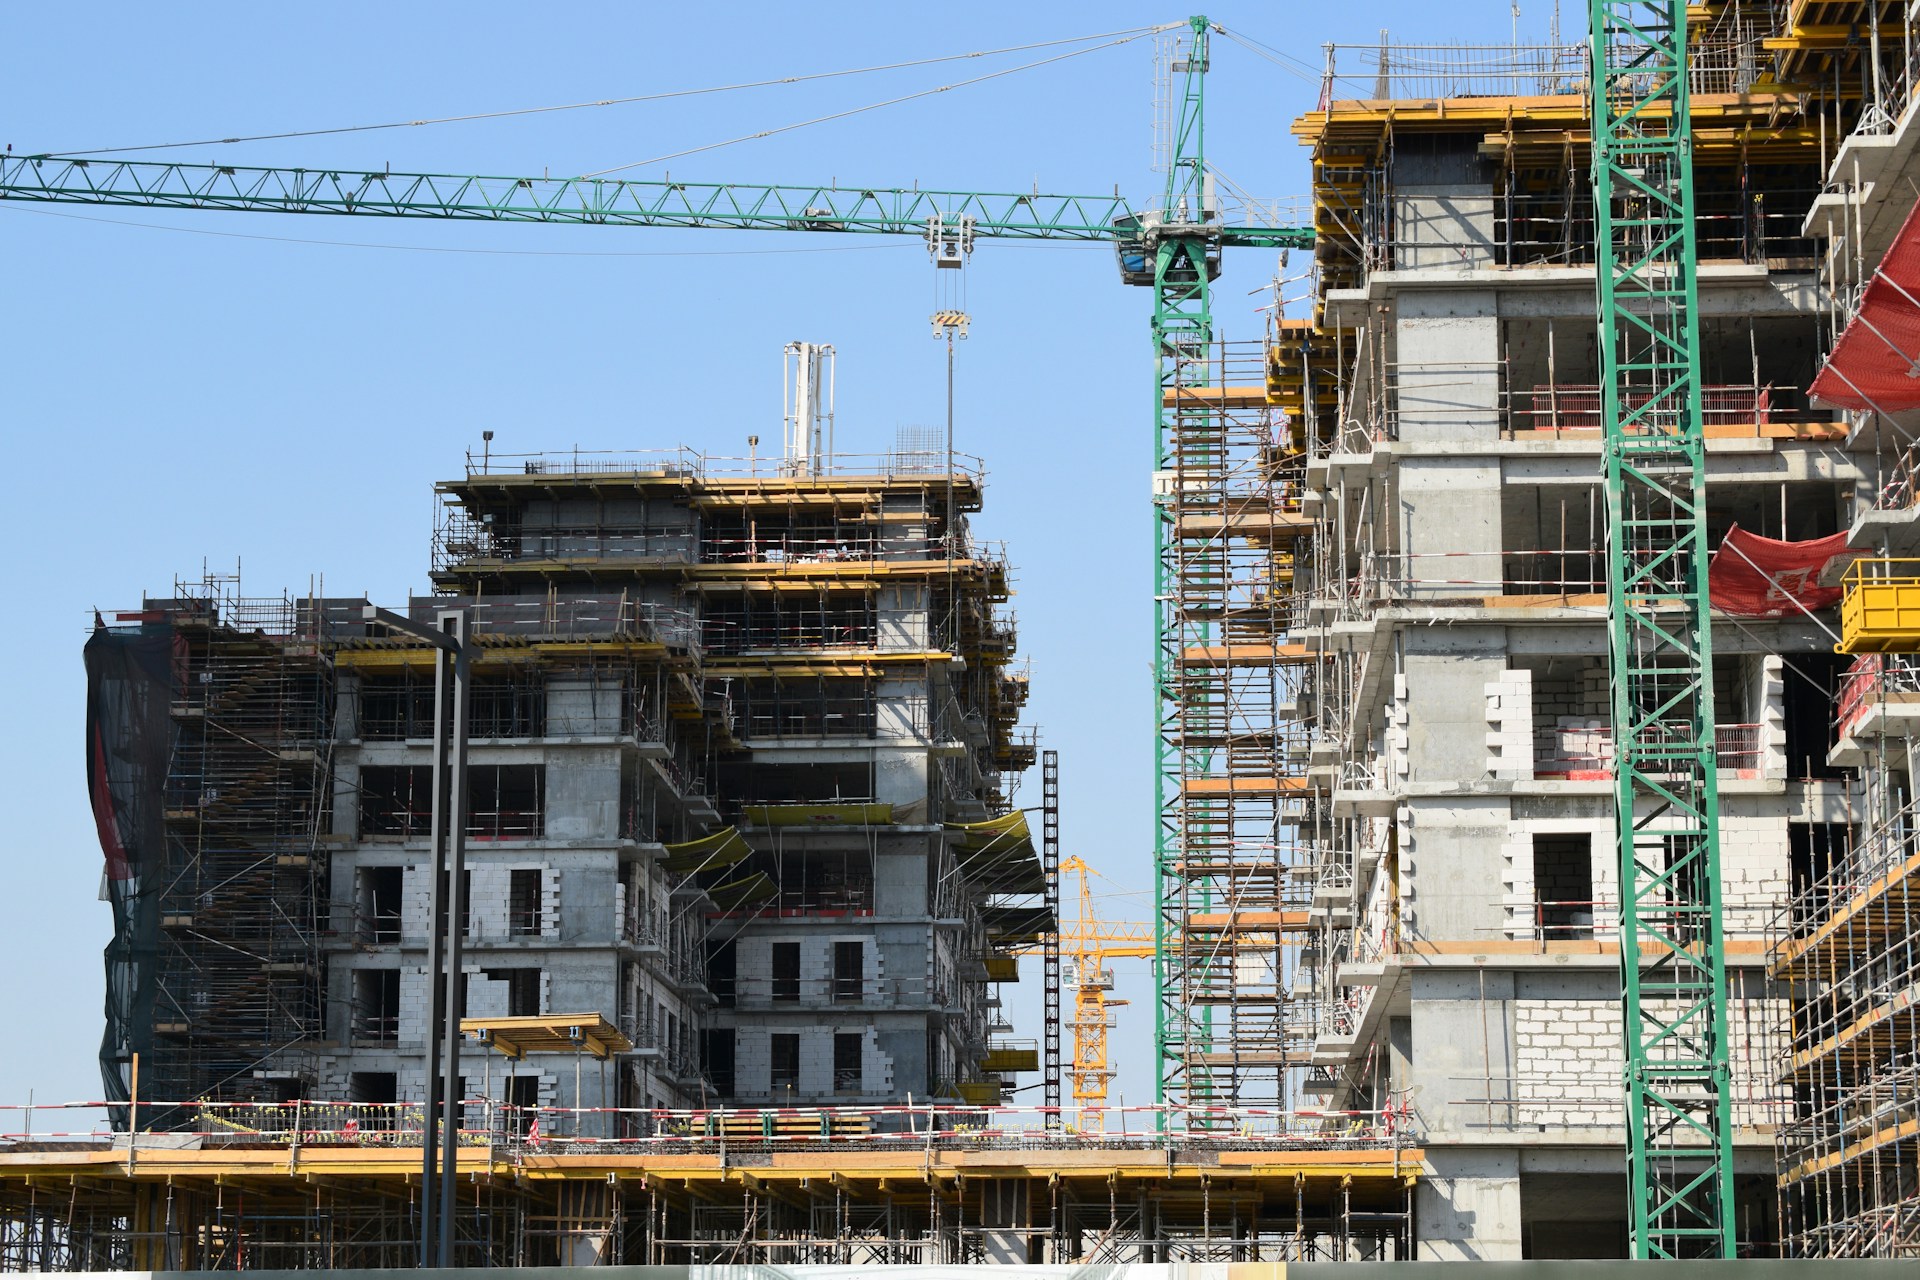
1151,14,1218,1116
1589,0,1736,1258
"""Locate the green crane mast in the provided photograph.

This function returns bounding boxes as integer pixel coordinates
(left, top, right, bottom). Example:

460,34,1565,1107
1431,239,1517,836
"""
1589,0,1735,1259
1145,14,1227,1119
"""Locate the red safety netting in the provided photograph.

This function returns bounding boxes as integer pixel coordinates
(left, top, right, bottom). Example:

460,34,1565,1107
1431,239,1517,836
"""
1809,197,1920,412
1707,525,1854,616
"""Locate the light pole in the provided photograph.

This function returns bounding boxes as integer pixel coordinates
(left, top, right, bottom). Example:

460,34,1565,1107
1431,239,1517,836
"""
363,605,470,1268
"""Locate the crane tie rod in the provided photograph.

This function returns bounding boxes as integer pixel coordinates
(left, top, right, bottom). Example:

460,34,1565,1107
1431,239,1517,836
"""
36,24,1176,161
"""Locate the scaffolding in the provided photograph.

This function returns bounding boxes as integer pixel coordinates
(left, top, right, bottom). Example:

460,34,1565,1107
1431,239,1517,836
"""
0,1101,1414,1271
89,575,336,1115
1773,773,1920,1258
1157,338,1317,1114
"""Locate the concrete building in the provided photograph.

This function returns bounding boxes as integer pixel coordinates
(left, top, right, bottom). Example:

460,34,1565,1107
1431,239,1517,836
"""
1259,17,1919,1261
84,433,1044,1127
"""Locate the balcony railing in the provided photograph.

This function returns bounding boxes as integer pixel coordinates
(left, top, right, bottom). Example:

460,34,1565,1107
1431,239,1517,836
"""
1534,722,1763,779
1507,383,1789,437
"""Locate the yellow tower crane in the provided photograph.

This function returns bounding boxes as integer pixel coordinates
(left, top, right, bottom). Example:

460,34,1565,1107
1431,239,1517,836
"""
1053,856,1153,1113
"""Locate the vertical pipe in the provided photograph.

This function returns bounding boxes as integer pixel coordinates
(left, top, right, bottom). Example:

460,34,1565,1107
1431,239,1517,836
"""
438,610,471,1267
420,627,453,1266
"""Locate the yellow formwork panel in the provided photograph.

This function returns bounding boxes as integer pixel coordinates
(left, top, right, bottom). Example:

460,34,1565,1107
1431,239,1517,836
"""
980,1047,1040,1073
1839,560,1920,653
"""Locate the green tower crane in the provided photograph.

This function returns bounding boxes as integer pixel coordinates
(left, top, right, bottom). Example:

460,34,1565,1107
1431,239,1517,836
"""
0,10,1298,1123
1589,0,1735,1259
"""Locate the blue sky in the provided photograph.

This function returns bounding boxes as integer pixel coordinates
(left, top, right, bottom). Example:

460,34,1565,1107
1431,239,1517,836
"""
1,1,1548,1121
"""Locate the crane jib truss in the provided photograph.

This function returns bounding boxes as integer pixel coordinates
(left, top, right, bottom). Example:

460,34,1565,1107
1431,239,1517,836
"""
0,154,1312,247
1590,0,1735,1260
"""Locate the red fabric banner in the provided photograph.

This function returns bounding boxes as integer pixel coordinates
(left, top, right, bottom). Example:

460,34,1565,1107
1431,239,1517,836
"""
1707,525,1855,616
1809,197,1920,412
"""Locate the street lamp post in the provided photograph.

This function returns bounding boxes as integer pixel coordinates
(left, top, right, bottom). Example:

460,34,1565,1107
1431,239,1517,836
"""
363,605,470,1268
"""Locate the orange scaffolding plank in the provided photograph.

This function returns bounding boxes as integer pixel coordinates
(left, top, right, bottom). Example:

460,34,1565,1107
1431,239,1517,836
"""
1176,512,1314,540
1180,643,1319,667
1186,911,1314,931
1161,384,1273,409
1182,776,1313,796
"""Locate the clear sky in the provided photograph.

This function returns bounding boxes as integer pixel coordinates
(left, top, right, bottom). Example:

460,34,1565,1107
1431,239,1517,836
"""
1,0,1549,1122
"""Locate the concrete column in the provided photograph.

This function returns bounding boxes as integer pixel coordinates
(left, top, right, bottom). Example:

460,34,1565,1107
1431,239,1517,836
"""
1416,1149,1522,1261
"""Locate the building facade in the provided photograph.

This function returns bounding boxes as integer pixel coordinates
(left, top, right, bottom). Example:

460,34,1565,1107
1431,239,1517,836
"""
1262,13,1919,1260
86,443,1044,1125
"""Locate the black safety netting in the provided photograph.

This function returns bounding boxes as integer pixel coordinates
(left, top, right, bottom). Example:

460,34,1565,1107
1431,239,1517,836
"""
83,622,175,1128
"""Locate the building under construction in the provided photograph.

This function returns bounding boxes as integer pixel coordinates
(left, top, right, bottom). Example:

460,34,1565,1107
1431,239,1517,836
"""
5,0,1920,1268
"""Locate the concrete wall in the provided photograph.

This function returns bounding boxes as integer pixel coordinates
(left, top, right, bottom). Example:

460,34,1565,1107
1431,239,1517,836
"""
1406,969,1516,1142
1416,1149,1522,1261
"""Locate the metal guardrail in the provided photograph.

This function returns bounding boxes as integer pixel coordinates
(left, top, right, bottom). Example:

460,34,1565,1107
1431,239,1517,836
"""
462,447,987,482
0,1099,1412,1151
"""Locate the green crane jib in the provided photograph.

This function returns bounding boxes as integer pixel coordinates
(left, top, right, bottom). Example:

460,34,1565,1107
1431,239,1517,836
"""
1589,0,1735,1260
0,154,1310,248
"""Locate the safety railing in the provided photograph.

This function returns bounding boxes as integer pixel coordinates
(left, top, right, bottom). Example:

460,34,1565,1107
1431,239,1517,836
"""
1373,549,1607,598
1835,653,1920,740
434,516,697,570
359,807,545,840
1773,792,1920,949
345,594,703,651
462,446,985,483
701,616,876,654
1505,383,1789,437
1533,722,1764,778
1869,438,1920,512
1503,890,1783,945
0,1098,1411,1151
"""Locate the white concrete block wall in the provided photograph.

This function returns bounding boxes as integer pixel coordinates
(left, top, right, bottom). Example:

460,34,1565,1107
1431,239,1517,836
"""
1483,669,1534,780
1516,993,1788,1129
860,1028,895,1096
542,868,561,940
465,968,510,1019
1498,835,1534,938
402,861,557,942
1514,998,1621,1126
1759,654,1788,780
734,1027,771,1097
402,865,428,944
398,966,431,1047
467,865,511,939
1718,804,1791,938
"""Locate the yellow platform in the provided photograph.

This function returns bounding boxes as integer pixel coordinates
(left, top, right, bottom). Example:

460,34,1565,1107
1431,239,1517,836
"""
1839,560,1920,653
